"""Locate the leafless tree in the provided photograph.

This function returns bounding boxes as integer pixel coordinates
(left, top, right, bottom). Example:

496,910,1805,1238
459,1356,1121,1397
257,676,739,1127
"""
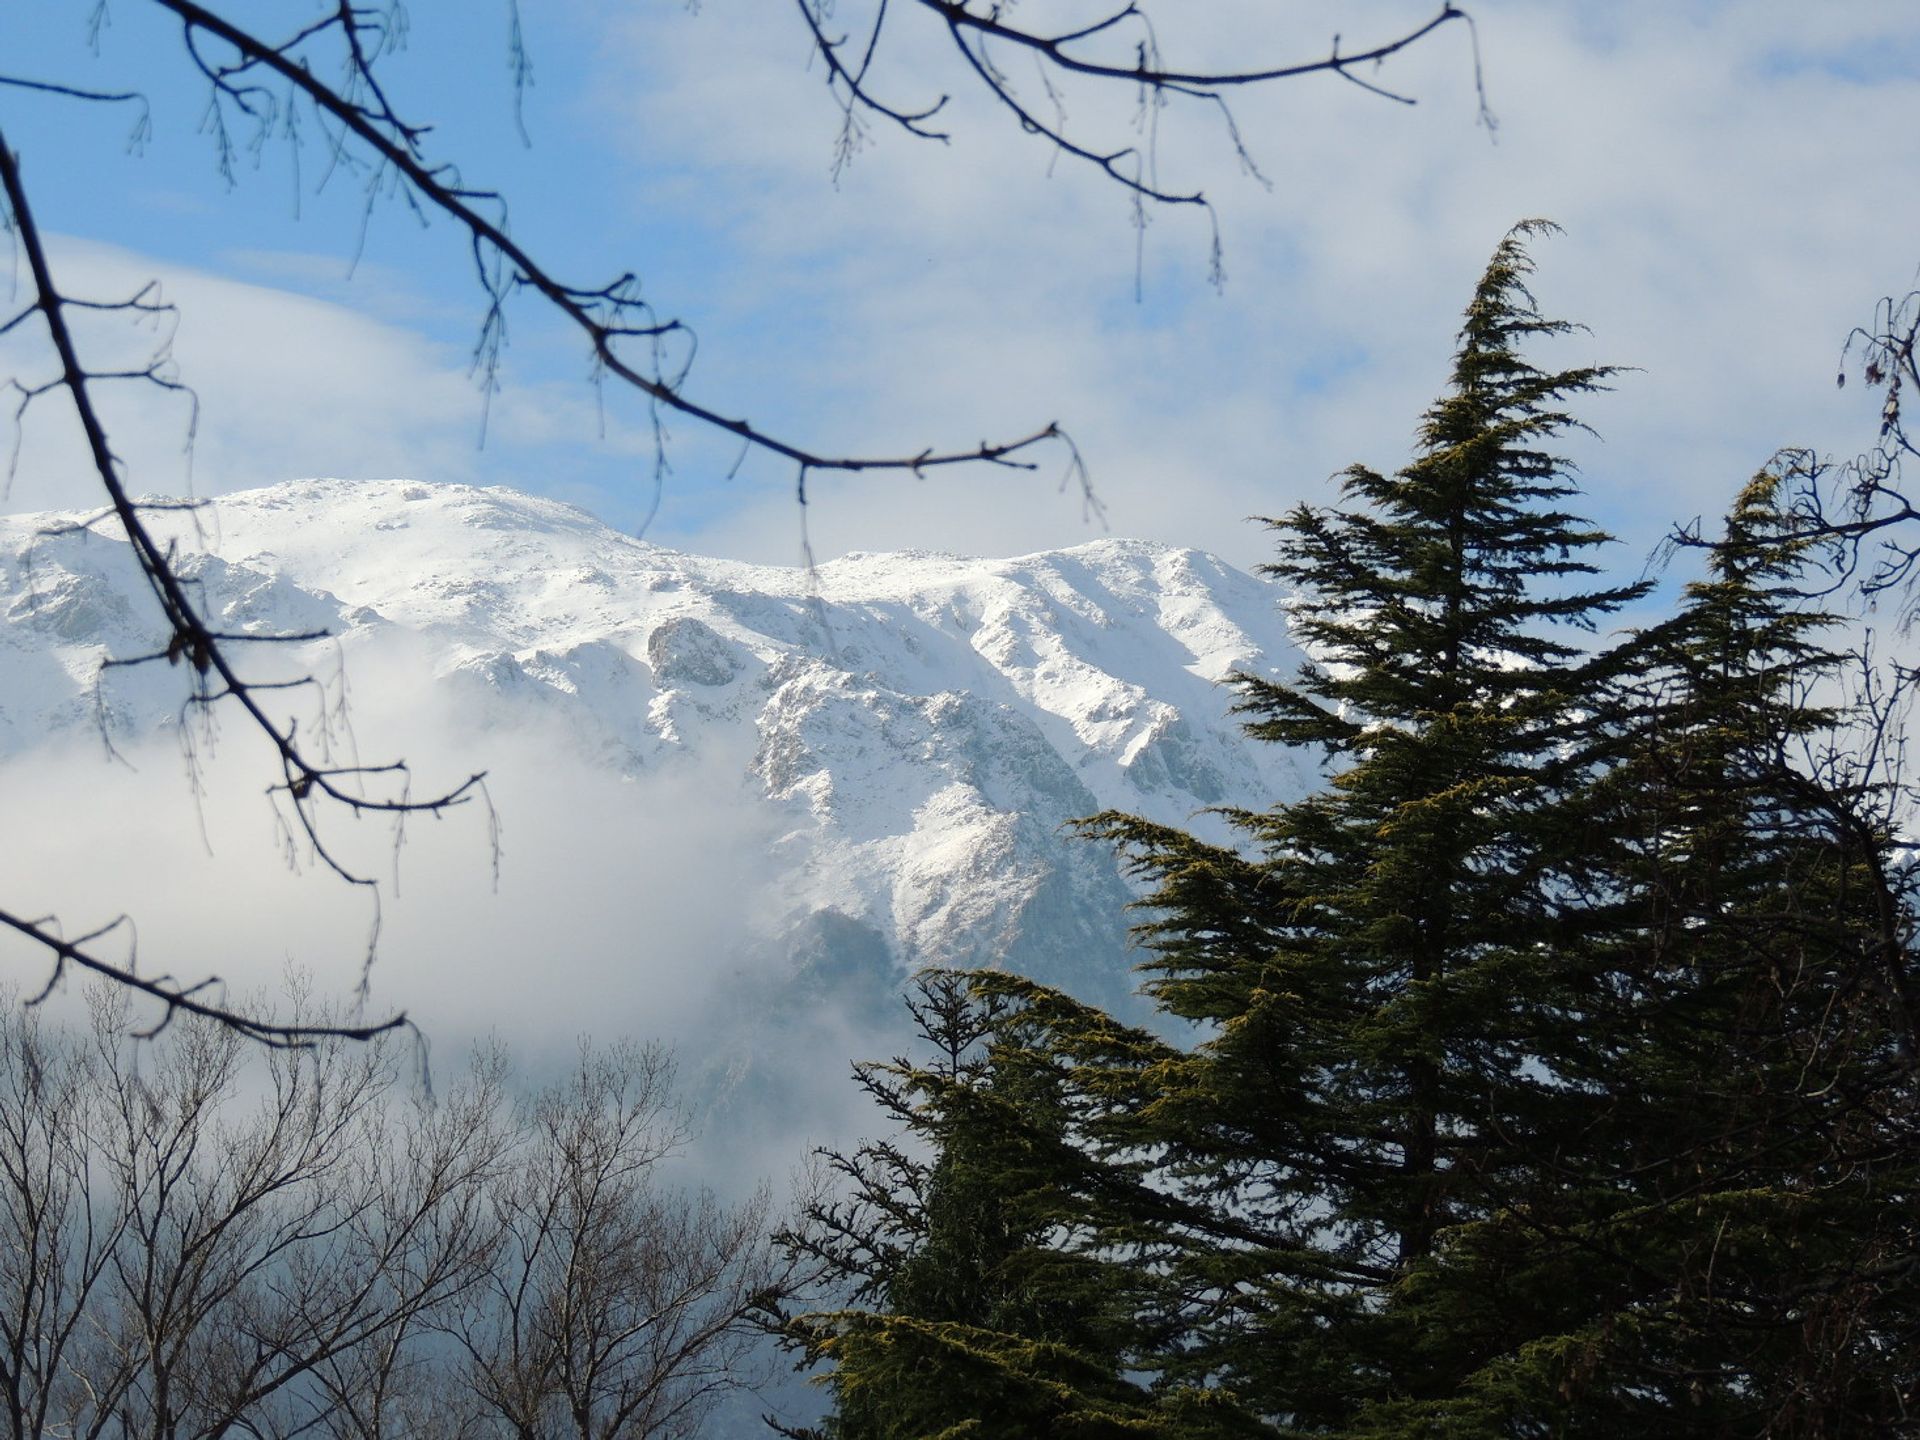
294,1047,516,1438
0,987,129,1437
0,3,1477,1041
444,1042,800,1440
1790,288,1920,612
0,989,797,1437
0,985,496,1436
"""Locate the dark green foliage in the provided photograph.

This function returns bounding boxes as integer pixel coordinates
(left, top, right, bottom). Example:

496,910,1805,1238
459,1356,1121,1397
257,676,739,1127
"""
785,227,1920,1438
1104,238,1918,1432
775,974,1168,1439
1427,466,1920,1433
1069,221,1655,1430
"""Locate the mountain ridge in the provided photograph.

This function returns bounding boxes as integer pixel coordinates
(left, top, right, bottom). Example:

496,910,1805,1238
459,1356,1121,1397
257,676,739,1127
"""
0,478,1311,1009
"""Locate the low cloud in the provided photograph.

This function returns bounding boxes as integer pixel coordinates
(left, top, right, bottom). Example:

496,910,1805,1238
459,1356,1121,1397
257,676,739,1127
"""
0,629,782,1059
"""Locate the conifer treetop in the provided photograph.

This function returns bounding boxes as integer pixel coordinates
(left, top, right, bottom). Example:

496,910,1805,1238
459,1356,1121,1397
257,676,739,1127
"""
1239,219,1649,753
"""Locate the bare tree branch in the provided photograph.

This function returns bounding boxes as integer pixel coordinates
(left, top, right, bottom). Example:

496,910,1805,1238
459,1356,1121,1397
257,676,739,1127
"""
798,1,1472,219
147,0,1080,490
0,129,473,1044
0,909,406,1047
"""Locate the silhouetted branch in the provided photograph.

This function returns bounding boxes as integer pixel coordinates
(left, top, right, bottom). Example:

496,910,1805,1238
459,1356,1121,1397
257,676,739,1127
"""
148,0,1083,495
0,908,407,1046
1768,291,1920,609
798,1,1470,219
0,126,480,1043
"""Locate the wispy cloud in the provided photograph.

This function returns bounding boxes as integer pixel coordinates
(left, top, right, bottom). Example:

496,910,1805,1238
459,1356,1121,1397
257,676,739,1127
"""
1,239,483,509
583,1,1920,574
12,6,1913,574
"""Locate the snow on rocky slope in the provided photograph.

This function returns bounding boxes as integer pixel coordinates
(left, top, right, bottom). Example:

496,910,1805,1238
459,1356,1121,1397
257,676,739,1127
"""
0,478,1310,1014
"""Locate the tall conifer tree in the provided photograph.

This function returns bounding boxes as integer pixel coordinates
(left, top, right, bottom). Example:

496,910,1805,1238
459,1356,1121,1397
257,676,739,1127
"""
787,232,1920,1438
1399,467,1920,1434
1075,221,1649,1428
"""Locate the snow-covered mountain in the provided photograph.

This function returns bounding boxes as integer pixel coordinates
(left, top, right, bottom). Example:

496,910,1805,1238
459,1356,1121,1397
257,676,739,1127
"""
0,478,1310,1020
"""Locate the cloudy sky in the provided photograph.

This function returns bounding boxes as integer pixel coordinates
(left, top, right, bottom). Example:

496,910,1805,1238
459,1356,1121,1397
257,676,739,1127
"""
3,3,1920,1121
4,1,1916,583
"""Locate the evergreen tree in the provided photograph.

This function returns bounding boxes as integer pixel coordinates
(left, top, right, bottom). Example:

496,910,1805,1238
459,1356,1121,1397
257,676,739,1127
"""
1397,467,1920,1434
784,230,1920,1438
1069,220,1652,1429
775,973,1164,1439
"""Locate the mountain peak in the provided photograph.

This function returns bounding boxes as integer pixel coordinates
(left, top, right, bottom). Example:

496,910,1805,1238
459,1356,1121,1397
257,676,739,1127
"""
1,477,1309,1006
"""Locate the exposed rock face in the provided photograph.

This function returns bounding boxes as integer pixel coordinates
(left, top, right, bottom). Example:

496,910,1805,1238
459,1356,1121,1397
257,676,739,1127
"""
648,615,743,689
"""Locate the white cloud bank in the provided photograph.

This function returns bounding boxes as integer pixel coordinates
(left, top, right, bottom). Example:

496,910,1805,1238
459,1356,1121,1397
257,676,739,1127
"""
8,5,1916,580
0,668,778,1058
587,1,1920,573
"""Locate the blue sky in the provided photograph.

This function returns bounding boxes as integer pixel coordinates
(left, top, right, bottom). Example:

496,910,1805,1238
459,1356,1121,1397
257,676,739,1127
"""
5,0,1920,1124
6,1,1920,587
